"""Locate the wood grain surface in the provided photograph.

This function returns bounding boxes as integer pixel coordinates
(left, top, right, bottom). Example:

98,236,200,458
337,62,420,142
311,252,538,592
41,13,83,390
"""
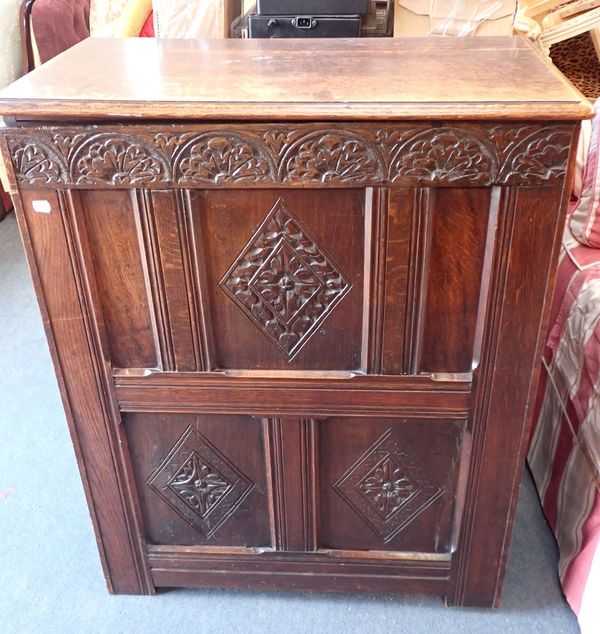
0,37,588,606
0,37,592,121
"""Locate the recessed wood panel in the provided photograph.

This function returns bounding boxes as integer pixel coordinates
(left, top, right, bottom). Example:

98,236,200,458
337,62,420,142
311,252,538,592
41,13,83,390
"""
189,188,365,371
79,189,157,369
125,413,271,548
420,188,491,374
319,417,465,553
379,188,491,376
138,190,199,371
380,189,413,375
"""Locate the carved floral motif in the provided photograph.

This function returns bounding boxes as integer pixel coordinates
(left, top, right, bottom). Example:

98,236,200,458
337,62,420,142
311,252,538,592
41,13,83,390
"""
9,138,66,185
282,131,383,183
220,198,351,358
498,127,572,184
72,134,169,185
262,129,294,155
169,452,232,517
333,429,444,543
174,134,275,185
390,128,495,184
147,426,254,537
51,132,88,158
3,123,573,188
255,244,324,323
358,456,416,519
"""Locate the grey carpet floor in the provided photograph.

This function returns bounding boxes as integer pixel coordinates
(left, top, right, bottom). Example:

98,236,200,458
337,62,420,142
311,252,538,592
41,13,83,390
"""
0,212,580,634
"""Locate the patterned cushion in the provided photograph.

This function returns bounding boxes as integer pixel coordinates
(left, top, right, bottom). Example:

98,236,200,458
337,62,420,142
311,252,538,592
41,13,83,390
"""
90,0,150,37
571,99,600,248
90,0,130,35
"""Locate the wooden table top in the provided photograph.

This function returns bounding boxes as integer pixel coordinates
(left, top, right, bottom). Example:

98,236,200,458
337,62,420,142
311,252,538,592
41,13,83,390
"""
0,36,592,121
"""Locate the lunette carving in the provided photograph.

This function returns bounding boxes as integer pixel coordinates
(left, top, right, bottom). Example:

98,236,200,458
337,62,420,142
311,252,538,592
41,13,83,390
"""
174,133,276,185
389,128,496,185
8,137,67,185
3,123,573,189
280,130,384,184
70,133,170,185
497,127,572,185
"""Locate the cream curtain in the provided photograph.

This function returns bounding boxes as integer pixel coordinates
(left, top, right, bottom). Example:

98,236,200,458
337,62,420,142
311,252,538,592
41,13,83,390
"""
0,0,23,193
0,0,23,88
153,0,226,38
90,0,229,38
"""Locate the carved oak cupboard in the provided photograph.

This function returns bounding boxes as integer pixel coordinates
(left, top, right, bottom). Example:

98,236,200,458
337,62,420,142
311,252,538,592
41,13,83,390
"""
0,37,591,606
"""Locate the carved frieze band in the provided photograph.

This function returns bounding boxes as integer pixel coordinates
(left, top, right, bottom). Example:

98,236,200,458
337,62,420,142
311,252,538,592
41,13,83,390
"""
3,123,573,189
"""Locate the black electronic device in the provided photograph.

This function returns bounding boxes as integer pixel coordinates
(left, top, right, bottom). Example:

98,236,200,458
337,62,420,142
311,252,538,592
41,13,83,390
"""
248,13,361,38
256,0,369,15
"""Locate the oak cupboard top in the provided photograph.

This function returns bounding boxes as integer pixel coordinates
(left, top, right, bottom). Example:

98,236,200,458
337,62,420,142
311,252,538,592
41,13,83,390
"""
0,36,592,121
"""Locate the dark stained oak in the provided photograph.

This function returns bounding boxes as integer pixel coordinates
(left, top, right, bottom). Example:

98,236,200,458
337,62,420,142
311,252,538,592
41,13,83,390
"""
449,185,573,606
0,37,590,606
420,188,492,374
191,188,365,370
78,190,158,369
318,418,464,554
125,413,272,548
0,121,581,189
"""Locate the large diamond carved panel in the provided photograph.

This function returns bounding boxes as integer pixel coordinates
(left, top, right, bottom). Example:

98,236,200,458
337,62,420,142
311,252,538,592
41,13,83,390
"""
333,429,444,543
147,426,254,538
220,198,351,359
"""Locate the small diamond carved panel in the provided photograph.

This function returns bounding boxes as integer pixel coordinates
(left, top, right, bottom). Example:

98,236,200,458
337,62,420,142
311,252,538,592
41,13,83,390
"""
147,426,254,538
169,452,232,517
220,198,351,358
357,456,416,520
333,430,444,543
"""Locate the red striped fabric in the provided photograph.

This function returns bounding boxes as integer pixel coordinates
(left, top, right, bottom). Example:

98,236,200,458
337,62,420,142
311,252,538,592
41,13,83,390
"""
562,491,600,615
528,233,600,631
571,98,600,248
